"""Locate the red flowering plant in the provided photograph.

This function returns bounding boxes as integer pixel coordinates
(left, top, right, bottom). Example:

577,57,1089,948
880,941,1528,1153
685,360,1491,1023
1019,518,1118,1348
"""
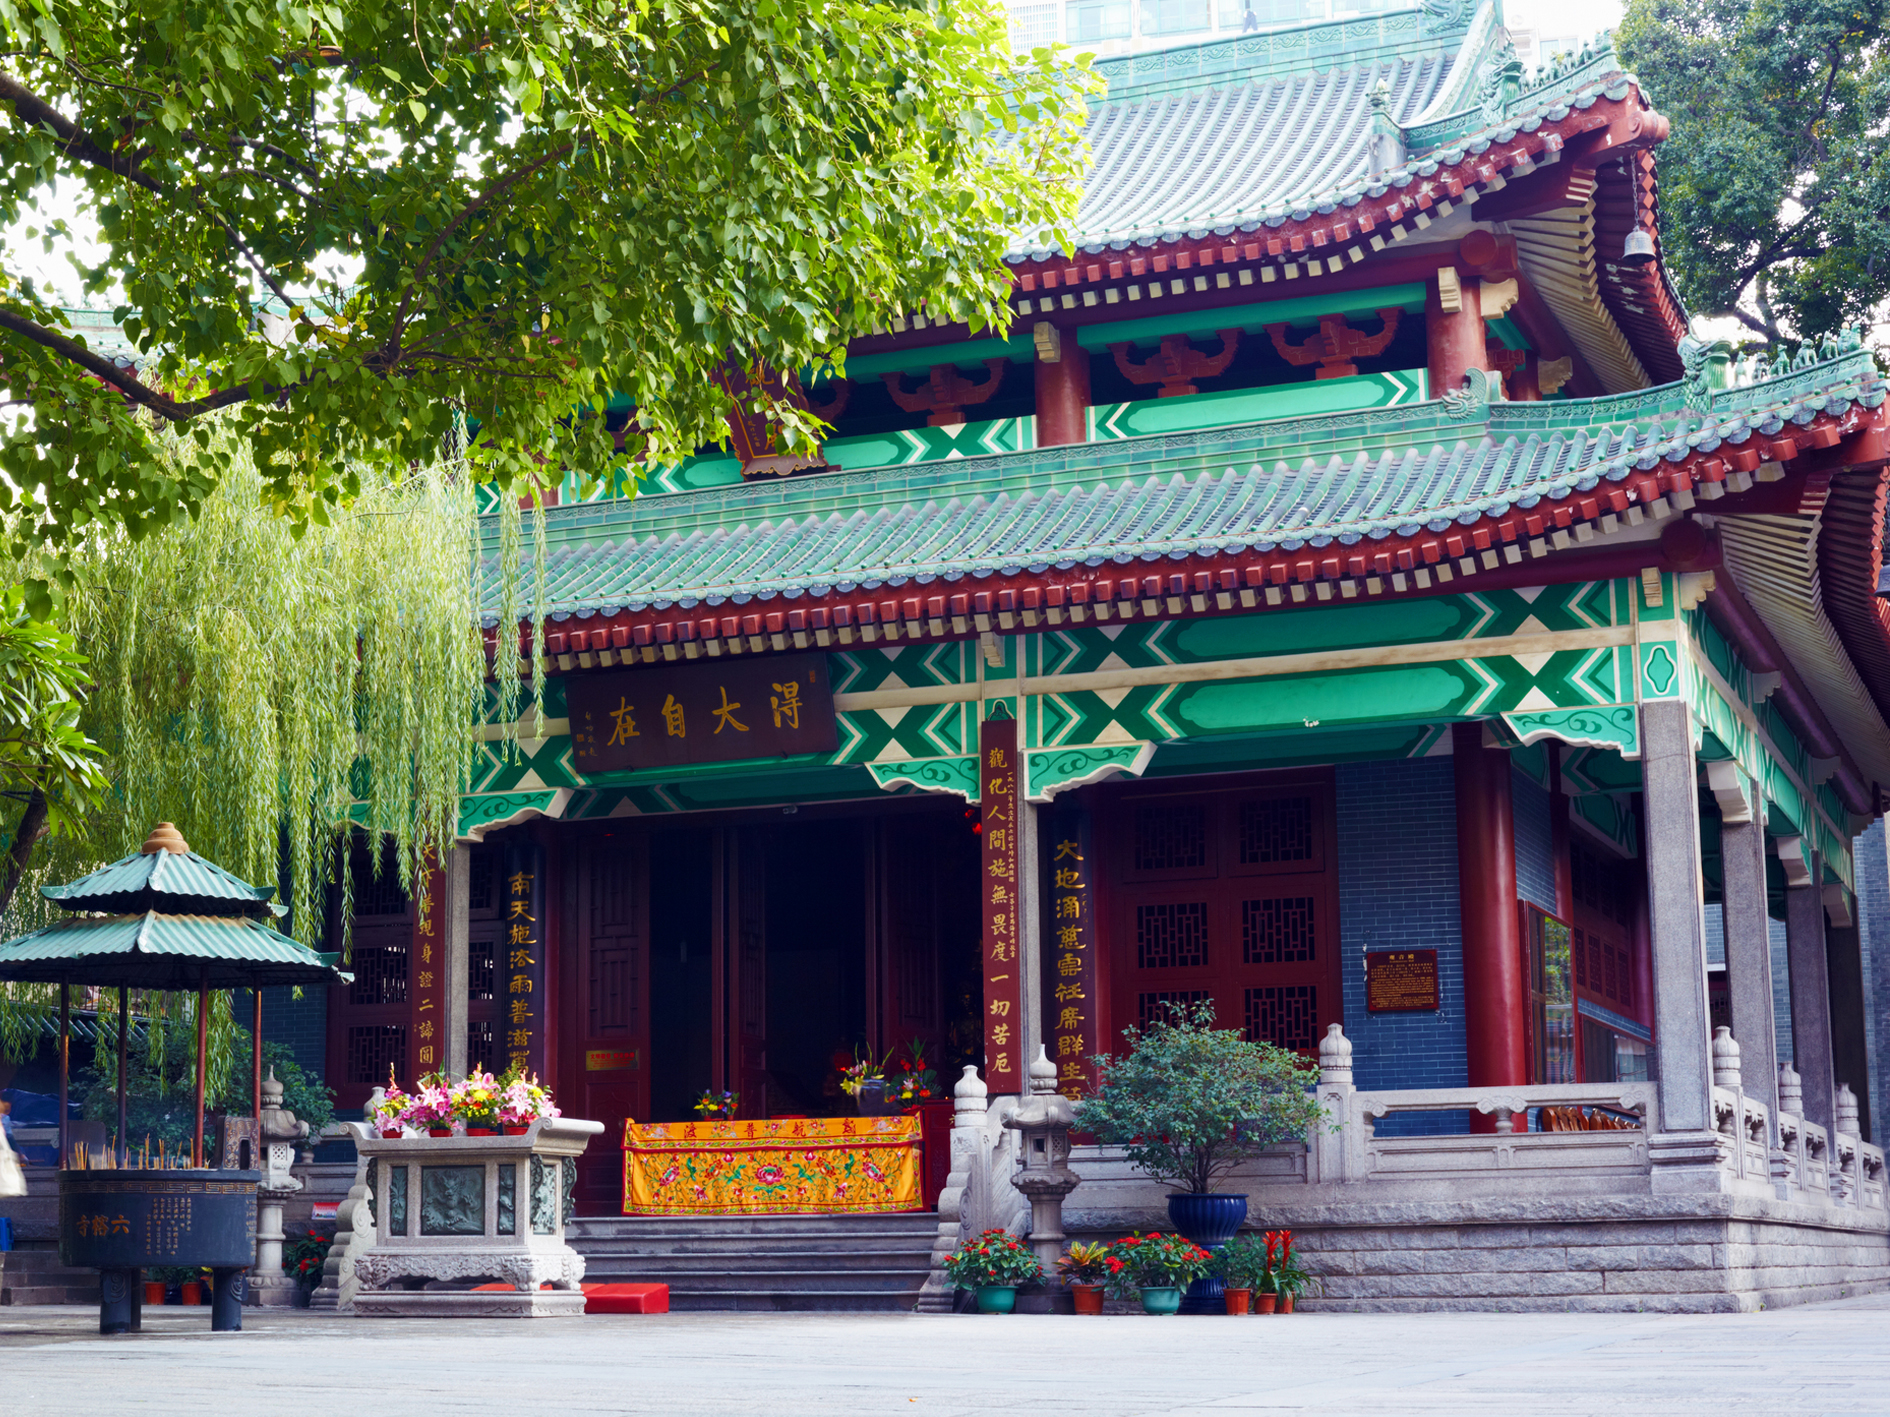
1103,1232,1213,1296
884,1037,940,1111
282,1228,334,1291
1266,1229,1318,1300
942,1228,1045,1290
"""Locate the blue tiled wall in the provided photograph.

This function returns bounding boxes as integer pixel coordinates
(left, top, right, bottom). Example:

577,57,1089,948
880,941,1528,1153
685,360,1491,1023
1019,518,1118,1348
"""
1771,917,1794,1075
261,985,329,1086
1857,819,1887,1145
1512,768,1556,915
1336,758,1466,1134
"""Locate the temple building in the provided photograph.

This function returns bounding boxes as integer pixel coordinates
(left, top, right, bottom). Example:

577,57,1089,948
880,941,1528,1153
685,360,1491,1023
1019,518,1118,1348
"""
296,0,1890,1307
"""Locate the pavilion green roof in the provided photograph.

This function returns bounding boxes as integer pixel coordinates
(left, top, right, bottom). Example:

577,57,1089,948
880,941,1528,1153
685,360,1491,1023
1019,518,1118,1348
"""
43,828,286,918
0,912,346,990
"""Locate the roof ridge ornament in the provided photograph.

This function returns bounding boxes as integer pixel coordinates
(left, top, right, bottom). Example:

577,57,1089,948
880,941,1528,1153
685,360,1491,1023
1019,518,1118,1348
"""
141,822,190,855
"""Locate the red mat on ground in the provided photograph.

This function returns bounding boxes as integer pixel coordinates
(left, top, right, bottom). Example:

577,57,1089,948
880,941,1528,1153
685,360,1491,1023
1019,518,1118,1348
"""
466,1281,670,1313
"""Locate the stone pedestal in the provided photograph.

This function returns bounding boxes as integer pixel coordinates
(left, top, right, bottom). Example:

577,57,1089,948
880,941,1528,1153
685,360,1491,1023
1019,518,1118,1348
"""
351,1118,604,1318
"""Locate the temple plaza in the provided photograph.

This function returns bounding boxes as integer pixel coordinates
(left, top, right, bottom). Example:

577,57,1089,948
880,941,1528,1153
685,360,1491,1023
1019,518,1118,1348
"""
6,1297,1890,1414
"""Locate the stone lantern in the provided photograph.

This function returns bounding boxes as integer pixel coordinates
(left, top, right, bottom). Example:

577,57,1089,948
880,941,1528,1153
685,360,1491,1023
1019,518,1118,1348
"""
248,1069,309,1307
1003,1048,1081,1283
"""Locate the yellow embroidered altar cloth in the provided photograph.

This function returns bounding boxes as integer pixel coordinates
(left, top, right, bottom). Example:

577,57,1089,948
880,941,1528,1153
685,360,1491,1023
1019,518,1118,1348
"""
621,1116,922,1216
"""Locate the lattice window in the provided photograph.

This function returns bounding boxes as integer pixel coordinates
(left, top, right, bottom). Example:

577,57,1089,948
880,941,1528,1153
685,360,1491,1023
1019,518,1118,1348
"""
1242,896,1316,964
1133,806,1206,872
348,1024,406,1085
348,939,409,1006
1136,902,1208,968
468,848,496,914
1601,943,1619,1002
1588,933,1604,993
1573,927,1588,988
468,1020,494,1068
469,934,495,1001
351,843,408,917
1138,990,1209,1029
1245,985,1317,1050
592,855,637,931
1572,845,1633,927
1238,796,1314,865
1616,948,1634,1010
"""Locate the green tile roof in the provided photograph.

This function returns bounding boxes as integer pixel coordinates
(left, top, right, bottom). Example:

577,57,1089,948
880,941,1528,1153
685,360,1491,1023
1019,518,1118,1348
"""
0,912,348,989
483,350,1885,623
42,844,287,918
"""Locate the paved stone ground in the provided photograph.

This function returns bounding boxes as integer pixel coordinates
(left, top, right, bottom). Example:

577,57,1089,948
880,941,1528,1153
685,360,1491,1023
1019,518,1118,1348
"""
5,1295,1890,1415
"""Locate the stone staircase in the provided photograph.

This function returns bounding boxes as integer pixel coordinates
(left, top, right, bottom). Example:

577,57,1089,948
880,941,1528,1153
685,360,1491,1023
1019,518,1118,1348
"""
566,1213,940,1312
2,1242,98,1306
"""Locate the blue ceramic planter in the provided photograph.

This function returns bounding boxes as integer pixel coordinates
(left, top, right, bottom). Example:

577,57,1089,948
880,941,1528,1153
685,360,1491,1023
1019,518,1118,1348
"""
1167,1193,1249,1315
1139,1286,1182,1315
974,1285,1017,1314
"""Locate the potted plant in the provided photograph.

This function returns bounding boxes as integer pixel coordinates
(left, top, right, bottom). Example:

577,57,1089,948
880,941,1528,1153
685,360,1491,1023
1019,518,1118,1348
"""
498,1067,558,1134
180,1268,208,1306
840,1049,896,1116
283,1228,334,1304
693,1089,739,1120
1104,1232,1212,1315
1075,1000,1325,1313
450,1068,503,1134
1214,1234,1274,1315
942,1228,1044,1314
1267,1230,1317,1313
1055,1241,1113,1315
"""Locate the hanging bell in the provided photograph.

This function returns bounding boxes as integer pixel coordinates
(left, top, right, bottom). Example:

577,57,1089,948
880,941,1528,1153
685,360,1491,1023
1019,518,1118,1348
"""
1621,228,1656,266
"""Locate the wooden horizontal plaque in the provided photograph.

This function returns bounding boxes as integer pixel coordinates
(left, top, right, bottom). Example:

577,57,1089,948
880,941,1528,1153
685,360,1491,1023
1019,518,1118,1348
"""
586,1049,640,1072
1365,949,1440,1013
567,654,836,772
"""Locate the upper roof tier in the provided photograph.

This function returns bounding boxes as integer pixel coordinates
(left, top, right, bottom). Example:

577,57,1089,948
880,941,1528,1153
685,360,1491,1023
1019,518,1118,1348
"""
1007,0,1629,260
40,822,287,919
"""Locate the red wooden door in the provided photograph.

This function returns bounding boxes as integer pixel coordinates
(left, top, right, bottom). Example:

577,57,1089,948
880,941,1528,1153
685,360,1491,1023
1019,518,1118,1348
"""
564,830,650,1214
878,816,945,1061
326,840,417,1113
1103,773,1340,1052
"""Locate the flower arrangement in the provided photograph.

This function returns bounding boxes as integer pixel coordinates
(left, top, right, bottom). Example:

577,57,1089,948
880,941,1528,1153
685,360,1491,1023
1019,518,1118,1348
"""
282,1228,334,1289
942,1228,1044,1291
1103,1232,1213,1294
884,1038,939,1110
839,1048,890,1100
450,1068,503,1130
693,1090,739,1119
1055,1240,1113,1287
405,1072,455,1133
371,1072,410,1135
498,1066,558,1128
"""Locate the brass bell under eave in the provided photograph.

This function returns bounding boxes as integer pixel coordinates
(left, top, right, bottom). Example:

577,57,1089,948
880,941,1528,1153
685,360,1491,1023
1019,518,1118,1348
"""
1621,228,1656,266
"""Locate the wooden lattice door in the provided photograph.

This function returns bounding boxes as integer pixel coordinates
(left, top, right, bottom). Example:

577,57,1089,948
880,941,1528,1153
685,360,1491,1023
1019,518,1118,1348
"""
563,830,650,1213
878,816,945,1058
326,841,416,1113
727,827,769,1118
1103,773,1340,1052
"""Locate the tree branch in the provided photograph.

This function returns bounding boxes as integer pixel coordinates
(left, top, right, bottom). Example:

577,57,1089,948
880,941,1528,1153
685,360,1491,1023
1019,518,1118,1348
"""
0,786,47,922
0,306,266,419
0,71,165,195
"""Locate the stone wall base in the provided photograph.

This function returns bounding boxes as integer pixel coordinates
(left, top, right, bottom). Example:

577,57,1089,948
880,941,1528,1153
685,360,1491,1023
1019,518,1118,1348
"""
352,1288,587,1318
1063,1192,1890,1314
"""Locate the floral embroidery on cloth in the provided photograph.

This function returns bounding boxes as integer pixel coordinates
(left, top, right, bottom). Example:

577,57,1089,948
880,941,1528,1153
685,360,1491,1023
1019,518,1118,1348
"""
621,1115,922,1215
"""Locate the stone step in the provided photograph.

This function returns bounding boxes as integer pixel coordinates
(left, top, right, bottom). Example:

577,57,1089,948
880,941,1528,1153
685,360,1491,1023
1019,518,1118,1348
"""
581,1265,931,1293
577,1248,933,1272
569,1213,939,1238
2,1283,98,1306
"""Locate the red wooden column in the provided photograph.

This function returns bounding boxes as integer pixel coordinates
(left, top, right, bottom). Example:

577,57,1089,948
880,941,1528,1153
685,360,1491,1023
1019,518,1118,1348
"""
1426,269,1490,399
1033,324,1089,447
1453,723,1527,1101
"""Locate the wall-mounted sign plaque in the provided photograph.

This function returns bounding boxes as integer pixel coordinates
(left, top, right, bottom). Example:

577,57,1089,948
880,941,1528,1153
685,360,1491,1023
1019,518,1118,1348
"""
1365,949,1441,1013
567,654,836,773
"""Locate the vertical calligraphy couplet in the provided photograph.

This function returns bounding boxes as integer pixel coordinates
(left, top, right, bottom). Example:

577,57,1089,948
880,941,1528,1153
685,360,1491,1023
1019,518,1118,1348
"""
1046,809,1100,1099
412,859,448,1076
979,717,1024,1095
502,838,548,1079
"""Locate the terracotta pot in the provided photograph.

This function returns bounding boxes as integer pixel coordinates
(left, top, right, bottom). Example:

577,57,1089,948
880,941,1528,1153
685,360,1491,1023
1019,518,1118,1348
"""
1071,1284,1105,1315
427,1127,453,1137
379,1129,403,1140
467,1127,496,1136
143,1281,165,1306
1254,1292,1277,1315
1280,1293,1296,1314
1223,1287,1251,1315
502,1124,532,1136
180,1281,205,1306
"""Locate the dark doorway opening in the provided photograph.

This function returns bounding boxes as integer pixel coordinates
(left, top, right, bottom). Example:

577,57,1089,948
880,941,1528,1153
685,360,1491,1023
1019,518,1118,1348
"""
764,818,868,1115
648,828,713,1122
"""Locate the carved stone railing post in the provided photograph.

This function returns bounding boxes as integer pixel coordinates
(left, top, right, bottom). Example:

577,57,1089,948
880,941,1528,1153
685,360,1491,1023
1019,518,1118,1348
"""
1834,1083,1862,1206
916,1065,989,1314
1772,1061,1805,1201
1711,1027,1742,1089
310,1119,376,1313
1312,1024,1356,1184
1779,1060,1803,1115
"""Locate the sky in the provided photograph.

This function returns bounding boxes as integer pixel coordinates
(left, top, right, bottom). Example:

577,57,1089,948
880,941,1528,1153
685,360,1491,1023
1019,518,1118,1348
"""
1504,0,1627,42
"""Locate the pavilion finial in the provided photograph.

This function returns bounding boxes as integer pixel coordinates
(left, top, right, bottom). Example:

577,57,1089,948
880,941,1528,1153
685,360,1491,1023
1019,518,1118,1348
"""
141,822,191,855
